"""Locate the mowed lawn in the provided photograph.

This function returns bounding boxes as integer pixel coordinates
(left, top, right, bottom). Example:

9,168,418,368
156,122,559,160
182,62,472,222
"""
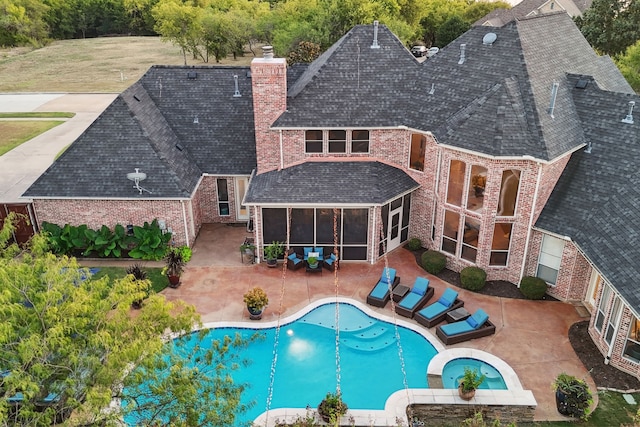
0,120,64,155
0,37,258,93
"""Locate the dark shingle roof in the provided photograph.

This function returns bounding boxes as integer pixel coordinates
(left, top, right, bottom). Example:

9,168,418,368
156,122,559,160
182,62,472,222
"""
24,66,257,199
244,161,419,205
274,15,631,161
536,75,640,310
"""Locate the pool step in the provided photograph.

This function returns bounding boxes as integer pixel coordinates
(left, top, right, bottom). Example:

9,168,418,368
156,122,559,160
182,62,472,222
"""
341,326,396,352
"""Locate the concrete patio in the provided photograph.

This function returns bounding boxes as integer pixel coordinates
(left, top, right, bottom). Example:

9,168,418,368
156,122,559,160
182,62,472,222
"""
156,224,594,423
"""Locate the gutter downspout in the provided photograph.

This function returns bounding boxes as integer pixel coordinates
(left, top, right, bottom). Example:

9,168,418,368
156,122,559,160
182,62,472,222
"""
519,162,543,283
254,207,261,263
279,129,284,170
370,206,377,264
181,200,190,247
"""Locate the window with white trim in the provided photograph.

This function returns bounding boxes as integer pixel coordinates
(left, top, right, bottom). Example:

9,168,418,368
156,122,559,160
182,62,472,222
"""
328,130,346,153
595,283,611,332
497,169,521,216
624,316,640,362
536,234,564,285
351,130,369,153
409,133,426,171
305,130,323,153
490,223,512,266
605,296,622,345
217,178,230,216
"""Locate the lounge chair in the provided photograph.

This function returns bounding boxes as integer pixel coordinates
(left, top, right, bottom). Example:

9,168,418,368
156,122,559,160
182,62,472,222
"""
414,288,464,328
435,308,496,345
366,267,400,308
395,277,434,318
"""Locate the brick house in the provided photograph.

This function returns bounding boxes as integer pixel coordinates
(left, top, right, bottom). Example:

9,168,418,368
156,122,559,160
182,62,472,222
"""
24,13,640,377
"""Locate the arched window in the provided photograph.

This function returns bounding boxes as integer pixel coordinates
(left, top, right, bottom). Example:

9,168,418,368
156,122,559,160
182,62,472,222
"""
497,169,520,216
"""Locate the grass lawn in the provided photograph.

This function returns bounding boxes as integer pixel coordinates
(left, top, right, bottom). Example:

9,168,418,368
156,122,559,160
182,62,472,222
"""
0,112,75,118
521,390,640,426
89,266,168,294
0,36,258,93
0,121,64,156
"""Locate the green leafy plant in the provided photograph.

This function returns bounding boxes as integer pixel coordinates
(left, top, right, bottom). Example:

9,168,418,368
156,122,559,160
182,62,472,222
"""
164,247,186,277
459,367,486,393
175,245,192,263
406,237,422,251
460,266,487,291
307,256,318,266
126,263,151,309
519,276,548,300
128,220,172,261
421,250,446,274
41,221,65,254
263,241,284,260
243,287,268,312
317,391,348,423
83,224,130,257
553,372,593,420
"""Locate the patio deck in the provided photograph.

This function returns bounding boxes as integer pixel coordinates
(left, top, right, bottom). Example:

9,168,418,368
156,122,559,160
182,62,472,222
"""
159,224,594,423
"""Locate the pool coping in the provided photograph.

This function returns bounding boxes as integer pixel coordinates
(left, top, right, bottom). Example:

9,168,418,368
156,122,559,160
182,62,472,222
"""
199,297,536,426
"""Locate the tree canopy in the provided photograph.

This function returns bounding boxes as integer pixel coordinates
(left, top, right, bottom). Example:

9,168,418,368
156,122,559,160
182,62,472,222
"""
575,0,640,57
0,215,249,426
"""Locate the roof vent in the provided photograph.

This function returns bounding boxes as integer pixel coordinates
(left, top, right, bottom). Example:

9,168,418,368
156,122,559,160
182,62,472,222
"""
458,43,466,65
429,83,435,95
482,32,497,45
175,143,184,152
262,45,274,60
371,20,380,49
584,140,592,154
133,95,140,102
548,81,559,118
193,116,199,124
187,71,197,80
233,75,241,98
575,79,588,89
622,101,635,124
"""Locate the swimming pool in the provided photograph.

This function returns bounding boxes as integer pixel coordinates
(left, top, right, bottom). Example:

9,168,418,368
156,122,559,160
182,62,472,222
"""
441,357,507,390
124,301,437,425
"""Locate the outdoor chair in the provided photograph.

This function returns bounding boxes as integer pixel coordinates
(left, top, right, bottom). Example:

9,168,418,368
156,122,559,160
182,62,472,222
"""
414,287,464,328
435,308,496,345
395,277,434,318
286,251,304,270
324,253,338,271
366,267,400,308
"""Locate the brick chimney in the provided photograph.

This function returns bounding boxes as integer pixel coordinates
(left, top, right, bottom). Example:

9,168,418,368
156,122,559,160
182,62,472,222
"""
251,46,287,173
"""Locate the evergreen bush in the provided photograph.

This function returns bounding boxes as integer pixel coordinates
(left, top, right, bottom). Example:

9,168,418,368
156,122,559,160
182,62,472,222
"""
421,250,446,274
520,276,548,299
407,237,422,251
460,266,487,291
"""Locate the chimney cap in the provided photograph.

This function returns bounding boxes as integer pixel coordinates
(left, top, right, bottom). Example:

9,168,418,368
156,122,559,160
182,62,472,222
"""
262,45,274,60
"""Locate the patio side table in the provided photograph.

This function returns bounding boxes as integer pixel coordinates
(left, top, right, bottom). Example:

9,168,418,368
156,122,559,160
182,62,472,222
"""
392,284,410,302
446,307,470,323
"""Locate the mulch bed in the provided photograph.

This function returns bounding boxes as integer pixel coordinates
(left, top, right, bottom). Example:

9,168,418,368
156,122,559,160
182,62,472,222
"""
408,246,640,391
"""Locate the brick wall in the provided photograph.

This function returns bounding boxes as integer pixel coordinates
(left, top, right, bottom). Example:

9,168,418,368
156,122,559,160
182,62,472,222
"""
196,176,242,224
251,56,287,173
32,198,190,246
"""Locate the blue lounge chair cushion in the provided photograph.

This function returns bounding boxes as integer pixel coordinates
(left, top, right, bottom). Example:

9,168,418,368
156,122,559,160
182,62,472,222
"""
467,316,478,328
370,280,390,299
468,309,489,329
380,267,396,284
303,247,313,259
325,253,337,266
314,247,324,258
288,253,298,261
440,320,475,336
436,288,458,308
417,301,447,320
412,277,429,296
399,292,422,309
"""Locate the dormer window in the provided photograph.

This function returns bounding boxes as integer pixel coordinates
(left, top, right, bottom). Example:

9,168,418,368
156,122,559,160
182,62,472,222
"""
305,130,323,153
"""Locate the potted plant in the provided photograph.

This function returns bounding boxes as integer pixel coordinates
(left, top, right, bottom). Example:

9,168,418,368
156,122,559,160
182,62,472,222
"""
458,367,486,400
240,241,256,264
553,372,593,419
317,391,348,423
163,247,186,288
471,174,486,197
243,287,269,320
263,241,284,267
307,255,318,269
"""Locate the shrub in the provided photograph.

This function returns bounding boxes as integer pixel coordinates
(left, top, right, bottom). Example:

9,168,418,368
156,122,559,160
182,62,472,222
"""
406,237,422,251
421,250,446,274
460,266,487,291
520,276,548,299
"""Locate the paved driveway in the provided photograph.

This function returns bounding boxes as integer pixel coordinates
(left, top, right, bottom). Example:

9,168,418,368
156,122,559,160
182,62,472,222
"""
0,93,117,202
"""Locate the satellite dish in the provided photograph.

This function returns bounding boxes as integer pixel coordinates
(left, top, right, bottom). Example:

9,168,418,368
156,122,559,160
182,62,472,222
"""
126,168,152,194
483,32,497,45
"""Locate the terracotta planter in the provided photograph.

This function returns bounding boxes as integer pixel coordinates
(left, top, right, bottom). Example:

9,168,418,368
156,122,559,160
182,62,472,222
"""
168,274,181,288
458,383,475,400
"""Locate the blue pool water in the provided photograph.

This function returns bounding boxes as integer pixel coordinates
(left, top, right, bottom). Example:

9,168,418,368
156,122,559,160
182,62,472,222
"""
124,302,437,425
441,357,507,390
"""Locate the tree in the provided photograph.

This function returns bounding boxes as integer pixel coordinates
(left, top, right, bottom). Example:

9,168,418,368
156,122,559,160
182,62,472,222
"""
616,40,640,93
0,216,207,426
435,14,469,47
286,40,321,65
152,0,203,65
0,0,49,46
575,0,639,56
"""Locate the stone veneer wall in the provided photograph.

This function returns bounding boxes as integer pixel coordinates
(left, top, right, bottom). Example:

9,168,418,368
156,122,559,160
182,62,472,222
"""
409,403,535,426
32,198,192,246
